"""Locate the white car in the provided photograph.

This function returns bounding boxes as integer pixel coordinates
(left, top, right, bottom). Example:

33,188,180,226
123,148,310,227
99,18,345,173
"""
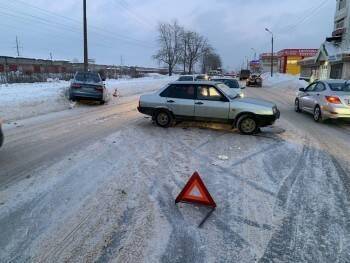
138,81,280,135
295,80,350,121
211,77,245,97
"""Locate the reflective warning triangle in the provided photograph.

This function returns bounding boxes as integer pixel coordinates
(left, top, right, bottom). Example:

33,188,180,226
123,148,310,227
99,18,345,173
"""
175,172,216,208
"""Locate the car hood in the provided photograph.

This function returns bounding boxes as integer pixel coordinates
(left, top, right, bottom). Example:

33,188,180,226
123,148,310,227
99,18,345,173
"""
237,97,275,108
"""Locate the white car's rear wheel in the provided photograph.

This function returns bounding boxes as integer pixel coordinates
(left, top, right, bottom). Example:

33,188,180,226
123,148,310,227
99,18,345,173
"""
313,106,322,122
295,99,301,112
155,111,172,128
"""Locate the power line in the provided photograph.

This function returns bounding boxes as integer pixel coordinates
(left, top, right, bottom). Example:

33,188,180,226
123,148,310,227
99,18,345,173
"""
278,0,330,33
7,0,156,47
114,0,155,30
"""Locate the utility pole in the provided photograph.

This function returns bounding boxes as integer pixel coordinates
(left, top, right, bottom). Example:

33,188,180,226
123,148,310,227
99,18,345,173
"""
4,57,8,83
120,55,124,77
83,0,88,72
15,36,21,57
265,28,274,77
50,52,53,61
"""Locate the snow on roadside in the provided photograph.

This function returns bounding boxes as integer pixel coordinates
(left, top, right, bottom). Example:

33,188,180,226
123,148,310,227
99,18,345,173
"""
0,74,176,122
105,74,177,97
261,73,308,90
0,80,70,122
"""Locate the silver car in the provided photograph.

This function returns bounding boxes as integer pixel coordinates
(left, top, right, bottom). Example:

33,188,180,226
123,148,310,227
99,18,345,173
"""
138,81,280,135
295,80,350,122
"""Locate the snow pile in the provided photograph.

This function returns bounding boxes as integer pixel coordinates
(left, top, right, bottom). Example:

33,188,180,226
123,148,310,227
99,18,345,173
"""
261,73,308,90
105,75,177,97
0,75,176,122
0,81,70,121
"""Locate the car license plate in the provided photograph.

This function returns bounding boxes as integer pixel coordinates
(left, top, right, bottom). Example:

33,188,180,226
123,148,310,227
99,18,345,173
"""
345,98,350,105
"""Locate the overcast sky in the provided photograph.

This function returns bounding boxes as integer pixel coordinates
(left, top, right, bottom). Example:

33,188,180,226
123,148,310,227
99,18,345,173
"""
0,0,335,70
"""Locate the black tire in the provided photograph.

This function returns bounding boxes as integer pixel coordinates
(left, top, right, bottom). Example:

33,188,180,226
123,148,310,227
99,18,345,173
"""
155,110,173,128
237,114,258,135
0,128,4,148
313,105,322,122
69,94,75,101
100,100,105,105
294,99,301,112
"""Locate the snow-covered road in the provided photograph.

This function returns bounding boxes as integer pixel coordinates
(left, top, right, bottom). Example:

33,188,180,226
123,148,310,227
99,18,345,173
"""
1,77,350,262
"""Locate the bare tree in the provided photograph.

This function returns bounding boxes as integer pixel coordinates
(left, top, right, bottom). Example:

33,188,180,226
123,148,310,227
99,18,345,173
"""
179,30,192,74
185,31,207,74
153,21,183,76
201,46,222,74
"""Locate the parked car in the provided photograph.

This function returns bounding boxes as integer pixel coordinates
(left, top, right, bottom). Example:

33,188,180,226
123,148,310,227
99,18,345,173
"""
295,80,350,122
239,70,251,81
0,118,4,148
69,72,108,104
138,81,280,135
211,77,245,97
195,74,210,81
246,74,262,87
178,75,195,81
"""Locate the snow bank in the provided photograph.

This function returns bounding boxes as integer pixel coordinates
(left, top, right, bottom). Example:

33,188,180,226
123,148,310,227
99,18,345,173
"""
105,75,177,97
0,75,177,122
261,73,308,90
0,81,70,121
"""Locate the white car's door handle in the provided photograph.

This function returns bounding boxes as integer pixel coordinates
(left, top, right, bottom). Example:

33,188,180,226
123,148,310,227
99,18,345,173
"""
167,100,175,103
195,102,204,105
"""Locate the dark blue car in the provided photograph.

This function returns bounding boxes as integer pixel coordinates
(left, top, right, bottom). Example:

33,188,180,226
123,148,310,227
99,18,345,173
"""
69,72,108,104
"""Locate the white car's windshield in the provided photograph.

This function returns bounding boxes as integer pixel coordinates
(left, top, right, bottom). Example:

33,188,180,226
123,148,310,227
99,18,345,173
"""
217,83,239,99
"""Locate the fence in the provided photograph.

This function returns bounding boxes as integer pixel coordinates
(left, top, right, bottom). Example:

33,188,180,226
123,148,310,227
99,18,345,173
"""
0,72,75,84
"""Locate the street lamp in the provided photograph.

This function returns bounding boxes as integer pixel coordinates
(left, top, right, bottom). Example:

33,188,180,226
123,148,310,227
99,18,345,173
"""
265,28,274,77
83,0,89,72
251,48,257,61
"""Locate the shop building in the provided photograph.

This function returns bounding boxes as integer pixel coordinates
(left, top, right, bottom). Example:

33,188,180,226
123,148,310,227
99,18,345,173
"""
277,49,318,75
259,53,279,74
299,0,350,80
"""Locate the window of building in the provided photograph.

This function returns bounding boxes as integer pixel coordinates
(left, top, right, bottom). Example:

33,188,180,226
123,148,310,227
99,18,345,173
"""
339,0,346,10
287,60,298,65
336,18,345,29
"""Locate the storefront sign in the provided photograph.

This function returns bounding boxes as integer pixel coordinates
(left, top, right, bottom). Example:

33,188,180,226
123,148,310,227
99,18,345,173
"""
277,49,318,57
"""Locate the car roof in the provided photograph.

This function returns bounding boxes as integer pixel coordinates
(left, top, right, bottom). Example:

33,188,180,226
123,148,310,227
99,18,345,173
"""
211,77,236,80
322,79,347,84
170,81,217,85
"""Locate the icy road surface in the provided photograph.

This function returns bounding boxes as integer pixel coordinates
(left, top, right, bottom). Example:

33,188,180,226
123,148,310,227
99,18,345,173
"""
1,79,350,262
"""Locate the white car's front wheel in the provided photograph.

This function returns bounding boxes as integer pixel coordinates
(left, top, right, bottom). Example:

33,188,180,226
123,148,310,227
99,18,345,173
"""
237,115,258,135
313,106,322,122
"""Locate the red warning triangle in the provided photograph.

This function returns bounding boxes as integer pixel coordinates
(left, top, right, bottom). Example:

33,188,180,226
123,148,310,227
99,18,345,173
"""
175,172,216,208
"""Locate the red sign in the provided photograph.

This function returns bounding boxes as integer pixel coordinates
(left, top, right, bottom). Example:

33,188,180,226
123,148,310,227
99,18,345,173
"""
175,172,216,208
277,49,318,57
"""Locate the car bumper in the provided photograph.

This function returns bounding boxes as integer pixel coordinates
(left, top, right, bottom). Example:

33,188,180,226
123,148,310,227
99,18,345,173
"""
70,91,104,101
137,106,154,116
0,125,3,148
256,109,280,127
322,105,350,119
